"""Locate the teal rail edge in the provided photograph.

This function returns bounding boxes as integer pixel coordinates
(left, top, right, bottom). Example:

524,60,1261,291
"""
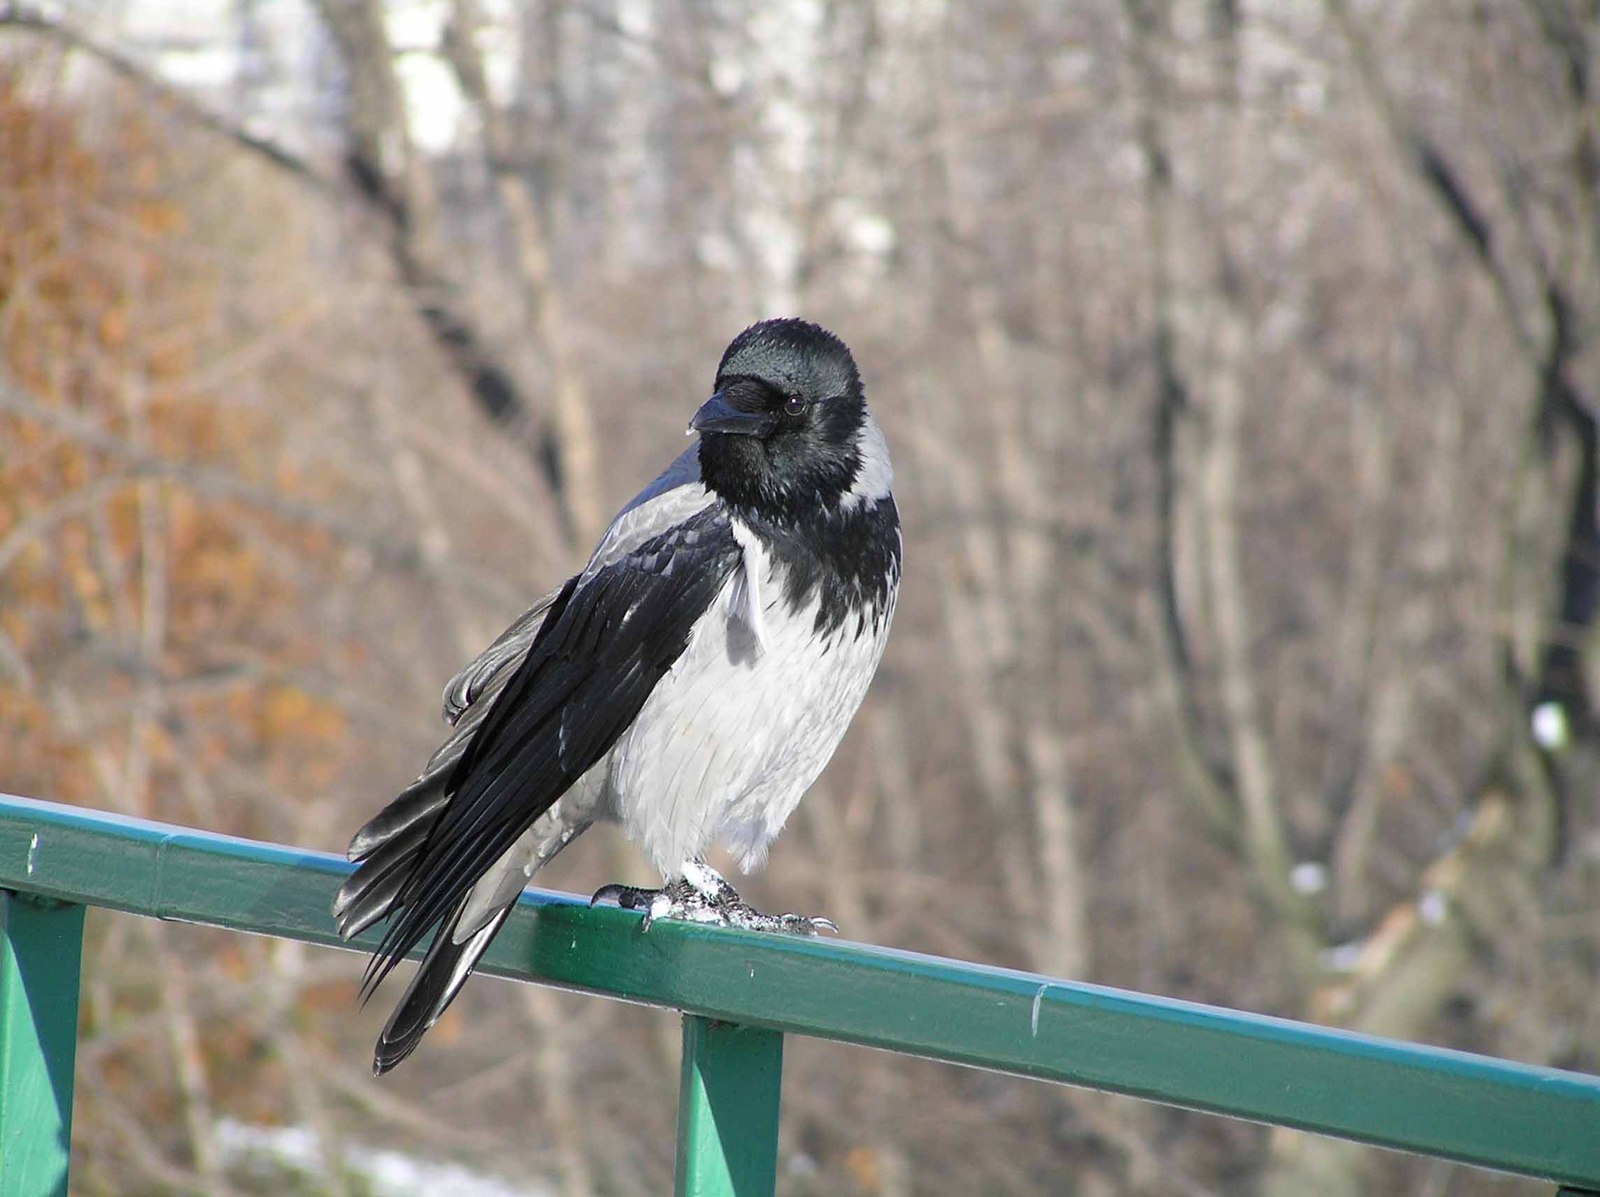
3,790,1600,1188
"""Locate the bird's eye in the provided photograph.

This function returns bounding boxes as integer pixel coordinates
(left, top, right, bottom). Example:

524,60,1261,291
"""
783,395,809,418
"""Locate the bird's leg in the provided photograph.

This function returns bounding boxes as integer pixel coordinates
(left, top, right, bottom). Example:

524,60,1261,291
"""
675,861,838,934
589,860,836,935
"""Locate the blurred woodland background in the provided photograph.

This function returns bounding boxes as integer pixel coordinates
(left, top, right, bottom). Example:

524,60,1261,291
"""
2,1,1598,1193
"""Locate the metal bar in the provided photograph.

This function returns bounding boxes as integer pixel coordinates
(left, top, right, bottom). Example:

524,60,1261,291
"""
674,1016,783,1197
0,891,85,1197
5,791,1600,1188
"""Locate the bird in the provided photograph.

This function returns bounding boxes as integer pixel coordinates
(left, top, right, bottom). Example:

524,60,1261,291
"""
333,318,901,1074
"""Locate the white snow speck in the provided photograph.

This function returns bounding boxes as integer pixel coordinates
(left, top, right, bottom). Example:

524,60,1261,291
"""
1290,861,1327,895
1532,701,1569,750
1321,941,1365,972
1418,890,1449,926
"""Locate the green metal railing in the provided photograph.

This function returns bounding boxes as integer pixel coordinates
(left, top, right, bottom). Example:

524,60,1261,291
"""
2,791,1599,1197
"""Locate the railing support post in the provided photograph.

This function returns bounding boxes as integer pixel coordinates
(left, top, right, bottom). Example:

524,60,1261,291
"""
0,891,85,1197
674,1015,783,1196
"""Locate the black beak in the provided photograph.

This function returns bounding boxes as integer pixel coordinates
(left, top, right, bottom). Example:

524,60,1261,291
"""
690,391,777,438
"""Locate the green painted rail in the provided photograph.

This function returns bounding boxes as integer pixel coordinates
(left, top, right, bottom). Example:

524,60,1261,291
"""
2,791,1600,1196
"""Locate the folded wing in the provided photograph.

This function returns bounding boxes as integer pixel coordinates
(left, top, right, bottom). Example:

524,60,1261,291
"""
334,503,741,1070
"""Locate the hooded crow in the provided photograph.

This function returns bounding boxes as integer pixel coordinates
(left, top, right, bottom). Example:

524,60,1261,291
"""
334,318,900,1073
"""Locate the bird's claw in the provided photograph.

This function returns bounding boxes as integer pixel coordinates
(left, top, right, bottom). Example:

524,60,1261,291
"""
713,904,837,935
588,867,836,936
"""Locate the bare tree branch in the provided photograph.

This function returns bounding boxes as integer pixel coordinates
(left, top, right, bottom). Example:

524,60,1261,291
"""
442,0,605,545
0,6,330,190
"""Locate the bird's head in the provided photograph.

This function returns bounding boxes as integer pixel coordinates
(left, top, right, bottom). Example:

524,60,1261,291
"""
692,319,888,519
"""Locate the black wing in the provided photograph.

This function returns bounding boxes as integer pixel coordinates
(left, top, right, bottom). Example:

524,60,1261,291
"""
358,505,741,999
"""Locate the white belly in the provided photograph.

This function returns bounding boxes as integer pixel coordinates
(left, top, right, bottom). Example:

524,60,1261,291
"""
605,554,892,876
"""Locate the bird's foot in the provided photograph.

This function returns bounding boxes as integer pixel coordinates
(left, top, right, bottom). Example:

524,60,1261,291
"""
589,861,836,936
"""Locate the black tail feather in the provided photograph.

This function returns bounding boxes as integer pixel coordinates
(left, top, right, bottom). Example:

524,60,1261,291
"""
348,772,451,862
372,899,512,1075
335,779,446,939
334,858,412,940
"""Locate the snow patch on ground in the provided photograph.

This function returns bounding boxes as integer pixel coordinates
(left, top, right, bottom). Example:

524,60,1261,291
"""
215,1118,552,1197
